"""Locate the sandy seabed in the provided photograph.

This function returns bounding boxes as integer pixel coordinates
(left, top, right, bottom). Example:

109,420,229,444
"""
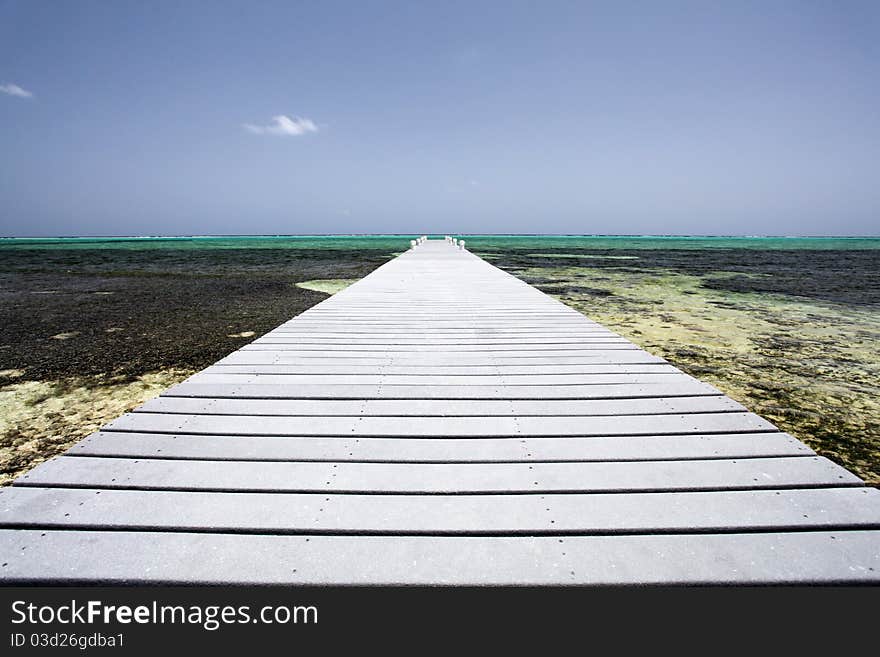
0,246,388,484
486,249,880,485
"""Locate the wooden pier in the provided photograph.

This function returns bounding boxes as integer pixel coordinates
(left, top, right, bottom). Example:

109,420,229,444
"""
1,238,878,584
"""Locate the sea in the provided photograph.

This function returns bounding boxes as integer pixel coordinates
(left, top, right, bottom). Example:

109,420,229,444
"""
2,235,879,251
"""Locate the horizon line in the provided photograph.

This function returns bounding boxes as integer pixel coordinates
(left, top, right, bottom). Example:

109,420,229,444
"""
2,233,880,240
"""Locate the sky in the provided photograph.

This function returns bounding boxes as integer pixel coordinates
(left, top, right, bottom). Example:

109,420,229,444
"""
1,0,879,237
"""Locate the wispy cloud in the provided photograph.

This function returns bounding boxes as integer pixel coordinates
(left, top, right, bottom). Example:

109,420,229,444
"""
0,83,33,99
243,115,318,136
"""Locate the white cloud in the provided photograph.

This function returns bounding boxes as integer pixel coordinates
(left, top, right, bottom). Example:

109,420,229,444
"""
243,115,318,136
0,83,33,98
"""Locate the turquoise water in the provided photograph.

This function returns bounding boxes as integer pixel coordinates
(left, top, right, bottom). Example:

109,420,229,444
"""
1,234,879,251
0,235,417,251
456,235,880,251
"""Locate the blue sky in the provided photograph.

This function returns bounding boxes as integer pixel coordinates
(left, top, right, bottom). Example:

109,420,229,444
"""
1,0,878,236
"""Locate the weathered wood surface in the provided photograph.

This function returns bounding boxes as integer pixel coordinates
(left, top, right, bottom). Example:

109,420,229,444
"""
1,238,878,584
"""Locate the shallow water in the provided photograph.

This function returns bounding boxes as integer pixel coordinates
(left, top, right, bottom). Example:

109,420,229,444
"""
1,235,878,485
3,234,880,251
0,243,392,484
480,247,880,485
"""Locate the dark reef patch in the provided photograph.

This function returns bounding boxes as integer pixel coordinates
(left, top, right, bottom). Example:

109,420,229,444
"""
0,247,392,380
475,245,880,485
482,248,880,308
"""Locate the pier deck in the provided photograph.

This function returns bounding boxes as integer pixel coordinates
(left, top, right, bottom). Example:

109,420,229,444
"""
1,239,878,584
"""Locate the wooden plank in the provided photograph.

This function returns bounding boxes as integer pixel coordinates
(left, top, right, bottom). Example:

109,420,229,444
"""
240,344,641,352
268,330,619,336
209,364,678,375
270,330,606,337
290,311,587,315
266,335,623,341
254,338,632,345
136,396,745,416
295,310,582,315
104,411,775,436
68,431,814,462
180,372,693,386
1,529,878,584
283,312,585,317
298,307,581,311
220,352,669,365
15,455,860,493
298,308,579,313
239,348,643,357
3,487,878,534
162,382,721,399
260,331,624,338
278,321,602,328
